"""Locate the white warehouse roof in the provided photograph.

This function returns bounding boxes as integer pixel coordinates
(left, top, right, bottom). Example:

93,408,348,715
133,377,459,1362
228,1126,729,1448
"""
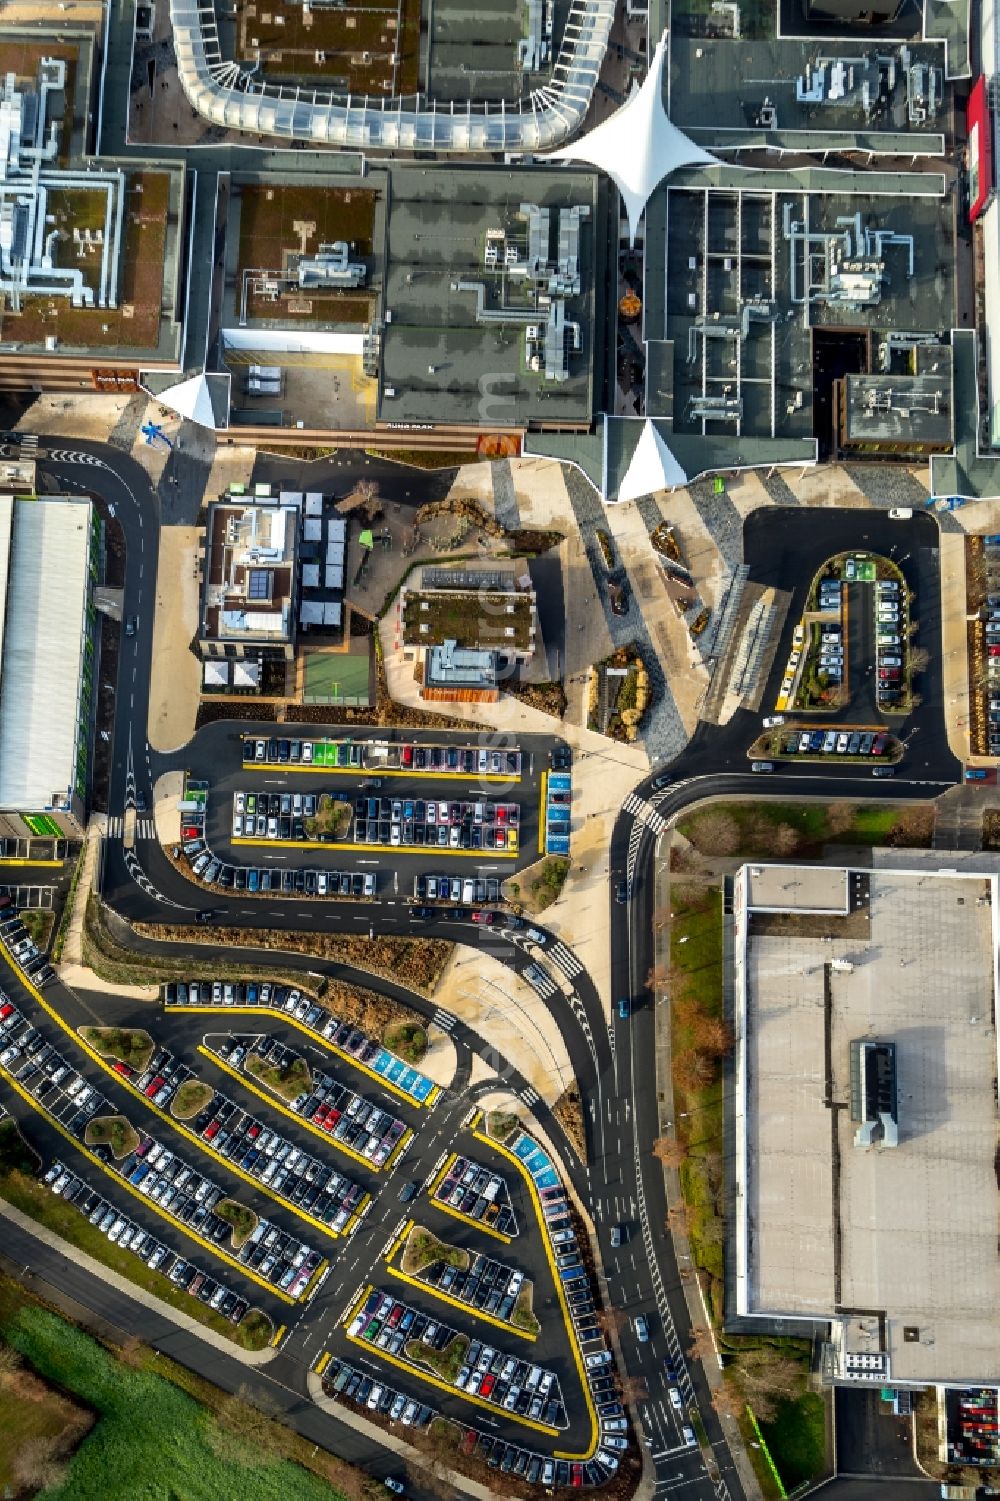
0,495,94,811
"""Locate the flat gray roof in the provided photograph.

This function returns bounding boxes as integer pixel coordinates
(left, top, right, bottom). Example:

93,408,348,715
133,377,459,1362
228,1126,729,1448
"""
742,866,1000,1385
379,167,599,428
0,496,93,811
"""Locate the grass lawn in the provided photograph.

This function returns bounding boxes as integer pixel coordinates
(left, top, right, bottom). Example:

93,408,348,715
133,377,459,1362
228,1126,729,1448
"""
214,1199,258,1251
82,1116,139,1161
405,1333,468,1386
0,1353,92,1496
78,1027,153,1074
679,801,933,857
17,908,54,950
383,1020,427,1064
401,1226,469,1276
759,1391,827,1493
0,1301,345,1501
244,1052,312,1104
0,1126,270,1352
171,1079,215,1120
485,1110,519,1142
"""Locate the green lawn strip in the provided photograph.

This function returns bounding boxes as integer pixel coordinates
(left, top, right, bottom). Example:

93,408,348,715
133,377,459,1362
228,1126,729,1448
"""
83,1116,139,1161
400,1225,470,1276
171,1079,216,1120
0,1129,270,1352
737,1408,786,1501
243,1052,312,1104
671,884,724,1011
0,1302,344,1501
382,1020,427,1064
78,1027,154,1074
404,1332,468,1385
511,1283,540,1336
214,1199,259,1252
758,1391,827,1492
17,908,55,950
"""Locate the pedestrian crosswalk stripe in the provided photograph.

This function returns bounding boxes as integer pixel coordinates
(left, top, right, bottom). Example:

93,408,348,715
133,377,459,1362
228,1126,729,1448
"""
622,792,668,836
432,1009,456,1032
549,941,583,978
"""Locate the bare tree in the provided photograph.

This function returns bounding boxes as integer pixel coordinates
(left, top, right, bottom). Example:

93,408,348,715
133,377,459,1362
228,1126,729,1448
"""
209,1384,291,1466
11,1437,69,1494
674,1048,716,1093
910,646,930,673
712,1380,742,1420
826,801,857,836
687,1324,718,1364
619,1373,649,1404
772,823,801,856
0,1341,22,1378
646,962,672,991
729,1346,807,1424
596,1307,630,1338
666,1202,690,1236
691,1014,733,1058
889,804,934,847
688,810,740,857
652,1135,686,1169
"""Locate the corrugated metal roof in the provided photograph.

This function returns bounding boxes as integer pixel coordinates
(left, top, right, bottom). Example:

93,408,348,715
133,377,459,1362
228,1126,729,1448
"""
0,497,92,810
0,496,14,681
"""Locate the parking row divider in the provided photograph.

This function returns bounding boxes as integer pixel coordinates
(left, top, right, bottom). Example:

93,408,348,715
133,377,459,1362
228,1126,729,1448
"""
246,763,519,783
197,1044,384,1175
340,1328,560,1437
163,1005,435,1112
383,1128,415,1174
383,1259,538,1343
0,858,63,868
232,837,518,861
0,958,349,1246
428,1196,513,1245
313,1350,332,1376
471,1126,598,1463
271,1322,288,1347
426,1153,456,1198
343,1193,372,1237
0,1059,296,1304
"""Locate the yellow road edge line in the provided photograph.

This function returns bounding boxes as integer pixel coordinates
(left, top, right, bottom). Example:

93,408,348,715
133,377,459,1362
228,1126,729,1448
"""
538,770,548,855
232,837,518,860
342,1331,559,1436
427,1152,456,1197
386,1217,414,1264
472,1127,598,1463
162,1005,432,1110
0,858,63,868
0,965,345,1245
430,1197,512,1245
384,1129,413,1174
198,1045,381,1175
0,1060,295,1304
384,1261,537,1342
245,763,520,782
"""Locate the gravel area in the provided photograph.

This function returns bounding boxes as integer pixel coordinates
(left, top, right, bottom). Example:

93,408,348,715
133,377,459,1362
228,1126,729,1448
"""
758,470,801,506
842,464,930,507
107,391,148,452
634,494,667,531
491,458,520,529
687,478,744,568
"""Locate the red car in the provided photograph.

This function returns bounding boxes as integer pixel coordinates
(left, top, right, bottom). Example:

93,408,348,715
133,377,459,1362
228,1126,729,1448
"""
401,745,413,767
0,1003,13,1020
571,1464,583,1487
182,826,200,839
480,1374,495,1398
114,1061,133,1077
145,1075,164,1098
471,911,494,925
496,805,507,824
203,1120,220,1140
991,646,1000,658
325,1108,342,1131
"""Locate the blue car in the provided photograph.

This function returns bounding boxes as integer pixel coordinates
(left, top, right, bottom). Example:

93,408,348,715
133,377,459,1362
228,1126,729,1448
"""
618,997,630,1020
247,870,259,892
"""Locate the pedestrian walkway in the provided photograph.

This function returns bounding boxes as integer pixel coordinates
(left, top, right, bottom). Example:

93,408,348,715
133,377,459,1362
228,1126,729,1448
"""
105,816,158,841
0,1197,276,1364
622,791,669,835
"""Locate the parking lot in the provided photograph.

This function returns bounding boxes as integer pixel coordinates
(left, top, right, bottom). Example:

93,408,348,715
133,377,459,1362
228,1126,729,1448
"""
174,723,563,908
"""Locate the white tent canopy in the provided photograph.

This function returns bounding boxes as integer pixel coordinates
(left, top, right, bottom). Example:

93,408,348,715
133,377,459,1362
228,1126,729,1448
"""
617,420,688,503
548,33,716,243
155,372,219,429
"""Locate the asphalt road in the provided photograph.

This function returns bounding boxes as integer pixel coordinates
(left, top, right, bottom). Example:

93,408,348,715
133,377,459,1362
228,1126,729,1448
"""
22,439,967,1500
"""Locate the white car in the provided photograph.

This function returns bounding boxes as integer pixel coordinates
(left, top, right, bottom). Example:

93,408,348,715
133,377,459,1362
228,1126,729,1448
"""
762,715,785,728
889,507,913,519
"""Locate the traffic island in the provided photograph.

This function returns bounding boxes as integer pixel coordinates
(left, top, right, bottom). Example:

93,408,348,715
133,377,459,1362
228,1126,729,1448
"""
382,1020,427,1065
244,1051,313,1104
502,855,568,914
78,1026,154,1075
83,1116,140,1161
214,1199,259,1252
748,727,903,766
404,1333,469,1386
169,1079,215,1120
400,1226,470,1277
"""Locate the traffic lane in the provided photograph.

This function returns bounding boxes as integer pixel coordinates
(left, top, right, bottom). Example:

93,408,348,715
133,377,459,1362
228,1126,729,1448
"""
0,1085,297,1324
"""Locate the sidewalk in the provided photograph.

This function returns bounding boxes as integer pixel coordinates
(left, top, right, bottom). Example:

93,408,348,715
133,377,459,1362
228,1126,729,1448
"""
56,823,159,1001
0,1197,276,1365
651,835,765,1501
